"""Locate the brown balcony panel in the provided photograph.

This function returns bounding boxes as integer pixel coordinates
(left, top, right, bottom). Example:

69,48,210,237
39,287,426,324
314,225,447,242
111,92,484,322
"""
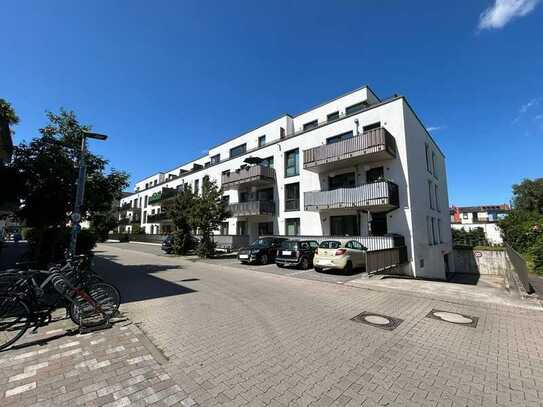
304,181,399,213
147,212,171,223
227,200,275,217
221,165,275,190
303,127,396,172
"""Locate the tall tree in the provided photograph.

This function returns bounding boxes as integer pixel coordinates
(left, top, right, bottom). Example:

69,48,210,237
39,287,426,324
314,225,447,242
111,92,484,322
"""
0,98,19,163
168,184,195,255
512,178,543,213
189,177,228,258
9,109,129,263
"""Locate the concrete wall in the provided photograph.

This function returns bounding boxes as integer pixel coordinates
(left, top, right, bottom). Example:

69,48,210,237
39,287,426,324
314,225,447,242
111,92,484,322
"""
453,248,508,275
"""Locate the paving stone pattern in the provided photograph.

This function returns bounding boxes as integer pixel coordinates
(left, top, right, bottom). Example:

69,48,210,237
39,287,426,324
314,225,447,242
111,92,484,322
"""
96,244,543,407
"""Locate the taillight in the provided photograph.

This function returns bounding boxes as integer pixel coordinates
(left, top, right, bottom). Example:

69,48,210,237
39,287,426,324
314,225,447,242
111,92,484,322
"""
335,249,346,256
315,248,319,255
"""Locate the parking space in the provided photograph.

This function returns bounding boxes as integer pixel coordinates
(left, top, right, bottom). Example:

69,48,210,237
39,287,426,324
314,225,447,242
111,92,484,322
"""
102,242,365,284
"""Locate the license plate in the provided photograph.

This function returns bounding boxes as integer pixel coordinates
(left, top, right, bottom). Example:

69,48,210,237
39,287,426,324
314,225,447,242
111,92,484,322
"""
282,250,292,256
318,260,333,265
239,254,249,259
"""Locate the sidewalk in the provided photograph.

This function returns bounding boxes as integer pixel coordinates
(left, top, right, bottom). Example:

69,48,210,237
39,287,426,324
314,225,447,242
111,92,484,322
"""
0,313,191,407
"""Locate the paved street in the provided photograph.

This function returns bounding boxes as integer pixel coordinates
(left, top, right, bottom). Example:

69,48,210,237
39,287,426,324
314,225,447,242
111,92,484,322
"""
87,243,543,407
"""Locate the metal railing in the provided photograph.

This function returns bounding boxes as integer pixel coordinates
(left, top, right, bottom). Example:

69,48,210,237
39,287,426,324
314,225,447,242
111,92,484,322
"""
147,212,171,222
221,165,275,189
504,242,535,294
304,181,399,211
119,203,132,211
303,127,396,169
260,234,404,251
227,200,275,216
366,246,408,275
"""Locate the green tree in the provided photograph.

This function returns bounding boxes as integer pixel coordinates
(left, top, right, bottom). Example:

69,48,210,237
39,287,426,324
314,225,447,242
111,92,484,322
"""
0,99,20,206
90,208,119,242
8,109,129,264
512,178,543,213
189,178,228,258
168,184,196,255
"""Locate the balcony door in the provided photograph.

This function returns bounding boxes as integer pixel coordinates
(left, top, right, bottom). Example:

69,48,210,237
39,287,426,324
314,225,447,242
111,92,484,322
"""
366,166,384,183
330,215,359,236
237,221,248,235
370,213,387,236
329,172,355,190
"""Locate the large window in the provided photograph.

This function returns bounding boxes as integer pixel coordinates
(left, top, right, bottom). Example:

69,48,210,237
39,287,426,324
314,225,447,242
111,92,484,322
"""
230,143,246,159
426,216,432,245
363,122,381,132
432,151,438,178
285,218,300,236
285,183,300,211
434,184,440,212
345,102,364,115
258,135,266,147
329,172,355,190
220,222,229,235
285,148,299,177
425,143,431,173
428,180,434,210
437,219,443,243
431,217,437,245
258,222,273,236
261,156,274,168
303,120,318,131
210,154,220,165
327,111,339,122
331,215,359,236
194,179,200,195
326,131,353,145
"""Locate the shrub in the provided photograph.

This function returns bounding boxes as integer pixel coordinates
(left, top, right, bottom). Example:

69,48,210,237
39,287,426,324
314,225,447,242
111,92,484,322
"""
171,231,196,255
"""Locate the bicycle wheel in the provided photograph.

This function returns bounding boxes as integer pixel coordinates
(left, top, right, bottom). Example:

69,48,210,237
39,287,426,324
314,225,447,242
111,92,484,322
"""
0,297,31,351
69,283,120,327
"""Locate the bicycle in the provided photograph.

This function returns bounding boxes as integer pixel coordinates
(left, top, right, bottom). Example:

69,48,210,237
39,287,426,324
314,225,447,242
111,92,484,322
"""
0,255,120,351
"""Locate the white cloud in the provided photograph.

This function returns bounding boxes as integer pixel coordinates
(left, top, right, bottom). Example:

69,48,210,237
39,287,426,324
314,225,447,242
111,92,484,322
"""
426,126,445,132
513,97,542,122
478,0,541,30
535,114,543,120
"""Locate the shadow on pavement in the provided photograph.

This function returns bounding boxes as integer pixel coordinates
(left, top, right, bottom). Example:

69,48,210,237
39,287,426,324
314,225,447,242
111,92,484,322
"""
93,254,196,304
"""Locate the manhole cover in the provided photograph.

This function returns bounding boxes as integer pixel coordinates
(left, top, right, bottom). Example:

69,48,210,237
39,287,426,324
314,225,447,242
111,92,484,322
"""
426,309,478,328
351,312,403,331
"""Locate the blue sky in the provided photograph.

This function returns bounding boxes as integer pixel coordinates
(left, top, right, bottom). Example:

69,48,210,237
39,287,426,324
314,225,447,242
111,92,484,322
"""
2,0,542,206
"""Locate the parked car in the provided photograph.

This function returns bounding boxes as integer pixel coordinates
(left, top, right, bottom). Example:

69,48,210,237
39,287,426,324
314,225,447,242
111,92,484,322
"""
238,237,288,265
313,240,367,273
275,240,319,270
161,234,199,254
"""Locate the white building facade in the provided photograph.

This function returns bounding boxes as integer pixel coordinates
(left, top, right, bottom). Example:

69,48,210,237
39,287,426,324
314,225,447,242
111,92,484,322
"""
118,86,453,279
450,205,510,245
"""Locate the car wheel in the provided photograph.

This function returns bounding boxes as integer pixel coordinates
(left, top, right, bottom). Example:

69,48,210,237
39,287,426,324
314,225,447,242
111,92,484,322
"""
300,257,310,270
344,261,353,274
260,254,269,265
240,261,248,265
314,266,323,273
276,263,285,268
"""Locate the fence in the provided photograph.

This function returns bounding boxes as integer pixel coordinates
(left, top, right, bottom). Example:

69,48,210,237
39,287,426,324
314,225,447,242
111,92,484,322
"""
261,234,404,252
504,242,535,294
366,246,408,275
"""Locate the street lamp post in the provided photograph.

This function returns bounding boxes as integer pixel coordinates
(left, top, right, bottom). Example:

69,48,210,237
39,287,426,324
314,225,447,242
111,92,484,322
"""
69,130,108,256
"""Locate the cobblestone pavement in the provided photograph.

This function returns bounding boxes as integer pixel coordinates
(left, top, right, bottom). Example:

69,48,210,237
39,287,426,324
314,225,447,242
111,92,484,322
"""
93,243,543,407
0,313,192,407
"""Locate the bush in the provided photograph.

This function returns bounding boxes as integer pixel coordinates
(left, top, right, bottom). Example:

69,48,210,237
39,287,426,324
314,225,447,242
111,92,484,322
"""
196,235,216,258
171,231,196,255
530,235,543,274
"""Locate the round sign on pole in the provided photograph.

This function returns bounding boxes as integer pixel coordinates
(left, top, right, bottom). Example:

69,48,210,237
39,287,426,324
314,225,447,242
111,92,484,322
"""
70,212,81,223
474,251,482,258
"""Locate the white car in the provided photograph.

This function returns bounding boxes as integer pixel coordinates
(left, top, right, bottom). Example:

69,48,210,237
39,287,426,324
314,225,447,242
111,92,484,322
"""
313,240,367,273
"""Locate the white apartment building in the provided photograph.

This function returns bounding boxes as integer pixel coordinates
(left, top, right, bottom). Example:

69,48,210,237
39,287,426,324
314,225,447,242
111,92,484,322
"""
450,204,510,244
118,86,452,279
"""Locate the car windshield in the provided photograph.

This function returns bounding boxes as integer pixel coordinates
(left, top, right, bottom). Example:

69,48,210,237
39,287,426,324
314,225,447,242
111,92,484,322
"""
319,241,341,249
250,238,273,248
281,241,299,250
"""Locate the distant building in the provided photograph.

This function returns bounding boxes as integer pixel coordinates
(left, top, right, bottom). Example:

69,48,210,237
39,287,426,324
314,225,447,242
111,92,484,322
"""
450,204,511,244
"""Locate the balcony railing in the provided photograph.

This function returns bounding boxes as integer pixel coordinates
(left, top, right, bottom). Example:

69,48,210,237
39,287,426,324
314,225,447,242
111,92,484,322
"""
303,127,396,171
161,187,178,201
260,234,404,251
304,181,399,212
147,212,171,223
119,203,132,212
227,200,275,217
366,246,408,275
221,165,275,190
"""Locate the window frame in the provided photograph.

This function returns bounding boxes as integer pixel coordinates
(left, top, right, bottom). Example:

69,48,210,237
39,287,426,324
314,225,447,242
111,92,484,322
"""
285,218,300,236
285,182,300,212
327,111,339,122
428,180,434,210
258,135,266,147
345,102,364,115
210,154,220,165
284,148,299,178
303,120,318,131
229,143,247,159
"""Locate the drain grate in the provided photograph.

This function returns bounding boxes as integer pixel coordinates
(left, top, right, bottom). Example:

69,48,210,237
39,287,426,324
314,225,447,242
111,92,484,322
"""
351,312,403,331
426,309,479,328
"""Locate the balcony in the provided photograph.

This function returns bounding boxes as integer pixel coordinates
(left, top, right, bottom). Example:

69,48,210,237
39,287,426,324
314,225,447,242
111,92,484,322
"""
221,165,275,190
118,217,130,226
304,181,399,213
119,202,132,212
227,200,275,217
303,127,396,172
147,212,171,223
130,214,141,224
161,187,177,201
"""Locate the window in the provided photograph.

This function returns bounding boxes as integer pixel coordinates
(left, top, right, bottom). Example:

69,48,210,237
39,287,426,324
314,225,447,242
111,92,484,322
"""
222,169,230,177
220,222,229,235
428,180,434,210
329,172,355,190
363,122,381,132
345,102,364,115
258,135,266,147
326,131,353,145
425,143,431,173
438,219,443,243
285,183,300,211
280,127,286,139
303,120,318,131
462,213,468,219
258,222,273,236
144,196,148,208
285,218,300,236
143,211,147,223
210,154,220,165
331,215,359,235
221,195,230,205
434,184,440,212
261,156,274,168
346,240,365,250
285,148,299,177
154,180,157,186
327,111,339,122
432,151,438,178
194,179,199,194
431,217,437,245
139,197,142,208
426,216,432,245
230,143,246,158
